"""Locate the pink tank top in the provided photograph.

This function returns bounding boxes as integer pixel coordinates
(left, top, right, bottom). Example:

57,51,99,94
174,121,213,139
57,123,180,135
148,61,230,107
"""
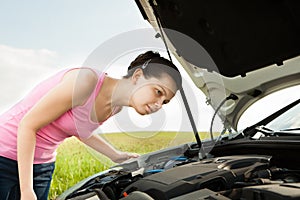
0,67,108,164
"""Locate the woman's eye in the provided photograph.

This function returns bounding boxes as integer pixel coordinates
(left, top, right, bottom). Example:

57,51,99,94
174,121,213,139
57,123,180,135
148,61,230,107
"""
156,90,162,95
163,100,170,104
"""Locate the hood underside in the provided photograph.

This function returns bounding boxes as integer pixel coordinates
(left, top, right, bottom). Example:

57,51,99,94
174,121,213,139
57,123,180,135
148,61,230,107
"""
136,0,300,129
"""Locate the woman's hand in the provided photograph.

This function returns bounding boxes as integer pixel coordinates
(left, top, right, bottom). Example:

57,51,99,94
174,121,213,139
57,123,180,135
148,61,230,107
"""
80,134,140,163
112,151,140,163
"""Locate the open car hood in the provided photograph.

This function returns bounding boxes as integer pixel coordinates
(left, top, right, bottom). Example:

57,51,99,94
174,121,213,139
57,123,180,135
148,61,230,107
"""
135,0,300,130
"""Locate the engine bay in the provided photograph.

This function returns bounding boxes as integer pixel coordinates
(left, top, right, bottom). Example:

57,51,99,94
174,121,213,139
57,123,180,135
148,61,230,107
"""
60,143,300,200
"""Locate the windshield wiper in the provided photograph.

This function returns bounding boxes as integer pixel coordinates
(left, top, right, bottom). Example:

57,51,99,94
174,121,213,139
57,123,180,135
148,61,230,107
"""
255,125,300,135
252,126,300,139
255,125,275,134
279,128,300,132
243,98,300,137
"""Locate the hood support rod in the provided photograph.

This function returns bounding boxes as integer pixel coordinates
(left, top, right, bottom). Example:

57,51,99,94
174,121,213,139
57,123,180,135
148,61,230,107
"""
149,0,203,155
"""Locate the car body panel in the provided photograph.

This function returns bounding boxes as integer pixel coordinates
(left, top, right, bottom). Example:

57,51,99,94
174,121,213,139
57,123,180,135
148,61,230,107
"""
135,0,300,130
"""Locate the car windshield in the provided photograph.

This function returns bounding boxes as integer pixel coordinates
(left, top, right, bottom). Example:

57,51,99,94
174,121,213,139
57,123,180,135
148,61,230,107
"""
266,102,300,133
238,85,300,132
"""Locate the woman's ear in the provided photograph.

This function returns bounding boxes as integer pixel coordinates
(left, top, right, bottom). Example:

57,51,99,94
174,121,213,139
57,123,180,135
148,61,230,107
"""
131,68,144,84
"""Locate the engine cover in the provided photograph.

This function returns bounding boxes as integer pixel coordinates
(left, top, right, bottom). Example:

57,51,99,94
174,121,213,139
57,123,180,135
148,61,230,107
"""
123,155,271,199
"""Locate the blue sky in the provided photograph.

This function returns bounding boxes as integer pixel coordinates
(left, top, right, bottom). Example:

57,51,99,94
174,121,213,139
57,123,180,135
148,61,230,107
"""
0,1,147,49
2,1,298,136
0,1,150,65
0,0,215,135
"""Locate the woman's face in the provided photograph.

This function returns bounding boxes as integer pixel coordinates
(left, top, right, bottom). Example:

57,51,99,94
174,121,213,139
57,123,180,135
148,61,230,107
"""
129,70,177,115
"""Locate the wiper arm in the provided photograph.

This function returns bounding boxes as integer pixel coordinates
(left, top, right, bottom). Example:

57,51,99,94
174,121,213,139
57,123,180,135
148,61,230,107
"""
251,126,300,140
255,125,275,134
252,126,299,139
251,125,275,139
279,127,300,132
255,125,298,135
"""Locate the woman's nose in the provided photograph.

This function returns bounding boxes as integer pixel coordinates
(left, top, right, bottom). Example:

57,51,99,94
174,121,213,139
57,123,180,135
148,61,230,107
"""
154,99,163,109
154,102,162,109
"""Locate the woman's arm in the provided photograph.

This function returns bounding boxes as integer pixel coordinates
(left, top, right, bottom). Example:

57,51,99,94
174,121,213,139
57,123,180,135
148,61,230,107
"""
80,134,139,163
17,69,97,199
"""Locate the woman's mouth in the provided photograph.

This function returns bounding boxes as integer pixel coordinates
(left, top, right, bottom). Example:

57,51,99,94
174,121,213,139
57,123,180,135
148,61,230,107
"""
145,105,153,114
146,105,159,114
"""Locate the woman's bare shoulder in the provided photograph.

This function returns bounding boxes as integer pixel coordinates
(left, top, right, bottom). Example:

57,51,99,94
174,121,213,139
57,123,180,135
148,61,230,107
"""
63,68,99,106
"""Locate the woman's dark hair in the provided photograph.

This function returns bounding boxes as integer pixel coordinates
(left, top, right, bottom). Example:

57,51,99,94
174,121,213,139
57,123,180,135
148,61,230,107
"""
124,51,182,90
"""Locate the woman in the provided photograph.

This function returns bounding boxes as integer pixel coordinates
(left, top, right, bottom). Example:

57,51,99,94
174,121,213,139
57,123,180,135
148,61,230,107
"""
0,51,182,200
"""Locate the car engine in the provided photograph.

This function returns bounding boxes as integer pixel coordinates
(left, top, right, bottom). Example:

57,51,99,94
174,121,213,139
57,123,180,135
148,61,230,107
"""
60,143,300,200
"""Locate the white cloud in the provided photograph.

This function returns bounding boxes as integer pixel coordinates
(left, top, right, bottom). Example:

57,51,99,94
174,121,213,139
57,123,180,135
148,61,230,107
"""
0,44,63,112
0,44,58,69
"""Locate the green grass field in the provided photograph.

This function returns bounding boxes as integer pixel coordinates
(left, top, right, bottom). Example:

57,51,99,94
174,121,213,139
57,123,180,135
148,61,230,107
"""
48,131,202,199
